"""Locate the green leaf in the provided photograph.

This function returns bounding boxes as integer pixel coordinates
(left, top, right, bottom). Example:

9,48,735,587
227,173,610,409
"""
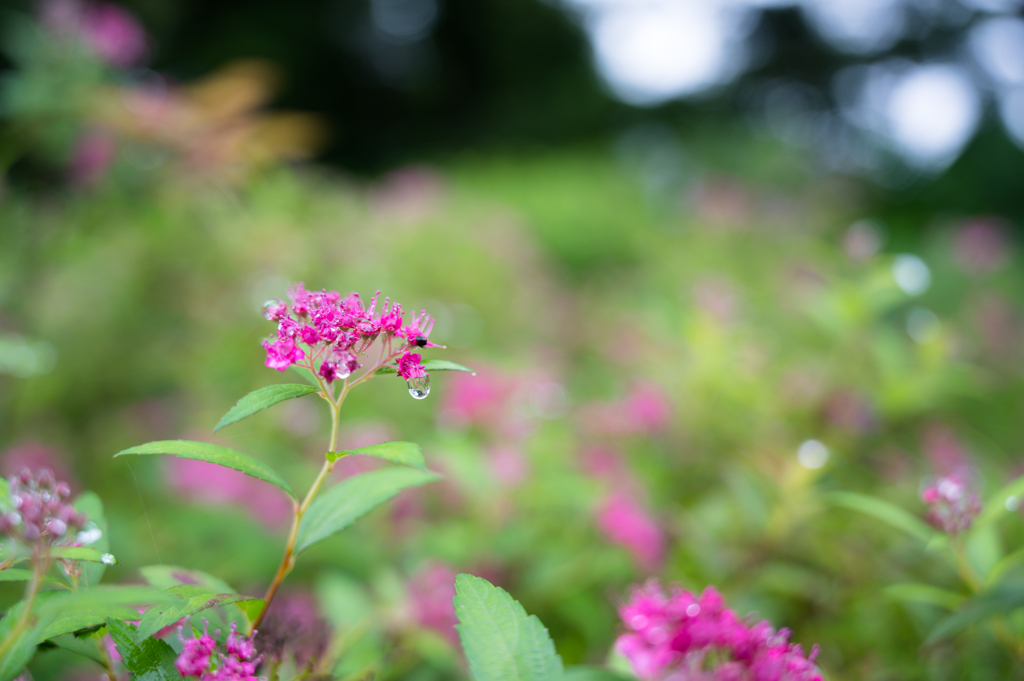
827,491,937,543
295,467,441,553
326,441,427,470
49,633,106,664
976,473,1024,529
73,491,110,587
139,565,237,595
49,546,117,565
106,619,179,681
115,440,295,499
137,585,247,640
214,383,320,432
563,668,634,681
34,586,171,643
884,583,966,611
0,569,63,585
233,599,266,629
0,600,45,681
927,579,1024,643
454,573,563,681
376,359,476,375
290,364,320,386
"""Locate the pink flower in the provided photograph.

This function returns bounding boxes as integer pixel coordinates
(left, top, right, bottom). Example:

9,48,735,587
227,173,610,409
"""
397,352,427,380
167,456,291,529
615,581,822,681
921,475,981,535
596,492,665,572
41,0,148,68
69,131,116,187
400,310,444,348
0,468,87,544
262,338,304,371
408,562,459,645
174,624,216,677
953,218,1010,274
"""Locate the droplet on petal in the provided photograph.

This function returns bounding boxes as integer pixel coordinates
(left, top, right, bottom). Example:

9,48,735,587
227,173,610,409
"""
408,374,431,399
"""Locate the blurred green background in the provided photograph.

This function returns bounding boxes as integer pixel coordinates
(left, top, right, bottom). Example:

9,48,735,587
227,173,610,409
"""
2,0,1024,679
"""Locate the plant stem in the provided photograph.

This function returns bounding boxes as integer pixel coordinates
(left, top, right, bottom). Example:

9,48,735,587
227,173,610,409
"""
253,385,347,632
0,549,49,661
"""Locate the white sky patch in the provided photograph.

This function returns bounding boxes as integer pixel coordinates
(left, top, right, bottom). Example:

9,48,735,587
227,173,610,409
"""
998,88,1024,149
800,0,906,55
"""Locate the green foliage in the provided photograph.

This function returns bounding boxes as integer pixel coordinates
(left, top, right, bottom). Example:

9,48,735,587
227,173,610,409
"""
827,492,938,544
136,584,248,639
47,546,116,564
454,573,564,681
0,602,40,681
73,491,111,586
927,580,1024,643
214,383,320,432
34,586,172,642
325,441,427,470
105,619,179,681
114,440,295,498
295,468,442,553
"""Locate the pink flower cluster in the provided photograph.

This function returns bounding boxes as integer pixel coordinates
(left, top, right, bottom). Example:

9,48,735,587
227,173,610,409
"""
42,0,148,67
0,468,87,543
407,562,460,645
262,284,441,385
616,582,822,681
176,623,261,681
921,476,981,535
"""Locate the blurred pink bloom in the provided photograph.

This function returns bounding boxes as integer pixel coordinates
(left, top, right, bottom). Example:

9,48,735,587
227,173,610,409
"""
0,441,74,491
578,383,671,438
693,275,739,324
255,591,327,666
971,292,1020,358
408,562,459,645
921,474,980,535
167,457,292,529
370,165,447,222
69,131,116,187
41,0,148,67
596,492,664,572
486,445,529,486
439,368,510,429
953,218,1010,274
922,423,972,481
616,581,822,681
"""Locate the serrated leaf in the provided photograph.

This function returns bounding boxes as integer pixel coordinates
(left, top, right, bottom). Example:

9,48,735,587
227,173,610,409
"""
139,565,238,595
137,585,246,640
376,359,476,375
115,440,295,498
34,586,171,643
884,583,966,611
454,573,563,681
295,467,441,553
325,441,426,470
49,546,117,565
106,619,179,681
827,491,937,543
926,579,1024,643
73,491,110,587
215,383,320,432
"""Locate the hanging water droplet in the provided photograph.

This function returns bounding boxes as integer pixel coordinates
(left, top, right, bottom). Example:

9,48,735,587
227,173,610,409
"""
408,374,431,399
100,552,117,565
262,299,283,320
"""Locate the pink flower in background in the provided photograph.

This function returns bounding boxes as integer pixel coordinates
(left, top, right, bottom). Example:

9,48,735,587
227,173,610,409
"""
486,445,529,486
0,441,74,491
578,383,671,438
921,475,981,535
953,218,1010,274
41,0,148,67
254,591,327,667
167,457,292,529
822,390,876,435
922,423,972,481
439,368,511,429
408,562,459,645
596,492,665,572
615,581,822,681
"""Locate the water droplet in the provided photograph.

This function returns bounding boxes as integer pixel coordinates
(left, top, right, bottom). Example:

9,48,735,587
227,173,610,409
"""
100,552,116,565
262,299,283,320
1006,495,1020,511
408,374,431,399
